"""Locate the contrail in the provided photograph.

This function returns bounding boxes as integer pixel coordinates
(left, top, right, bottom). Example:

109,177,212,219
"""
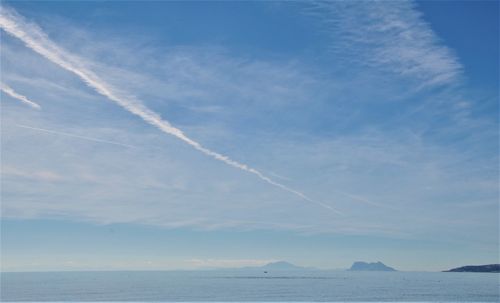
0,7,342,215
1,82,41,109
15,124,136,148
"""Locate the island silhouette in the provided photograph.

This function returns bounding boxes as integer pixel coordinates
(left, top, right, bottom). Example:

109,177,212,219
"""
349,261,397,271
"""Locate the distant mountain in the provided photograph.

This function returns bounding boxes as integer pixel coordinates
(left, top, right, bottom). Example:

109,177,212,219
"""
349,261,396,271
444,264,500,273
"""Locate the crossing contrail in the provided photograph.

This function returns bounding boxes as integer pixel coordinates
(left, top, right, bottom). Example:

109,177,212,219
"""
1,82,41,109
15,124,136,148
0,6,343,214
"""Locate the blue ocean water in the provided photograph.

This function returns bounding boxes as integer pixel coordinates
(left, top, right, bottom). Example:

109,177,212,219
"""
1,270,499,301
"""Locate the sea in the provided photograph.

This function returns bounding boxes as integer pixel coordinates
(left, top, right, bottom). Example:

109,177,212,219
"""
1,270,499,302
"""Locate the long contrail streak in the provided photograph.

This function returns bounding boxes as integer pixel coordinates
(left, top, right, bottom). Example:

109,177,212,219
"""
15,124,135,148
1,82,41,109
0,7,342,214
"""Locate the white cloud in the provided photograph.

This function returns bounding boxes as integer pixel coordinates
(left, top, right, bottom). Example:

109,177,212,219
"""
1,82,41,109
0,5,341,215
307,0,462,88
0,3,496,249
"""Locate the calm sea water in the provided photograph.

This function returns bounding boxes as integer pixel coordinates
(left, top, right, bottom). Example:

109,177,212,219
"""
1,270,499,301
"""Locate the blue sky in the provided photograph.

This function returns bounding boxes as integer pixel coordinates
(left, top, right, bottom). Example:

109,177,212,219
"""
0,1,498,272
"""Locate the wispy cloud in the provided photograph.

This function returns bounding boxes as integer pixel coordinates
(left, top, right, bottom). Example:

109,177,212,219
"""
0,6,341,214
0,3,495,248
15,124,135,148
307,0,462,88
2,166,64,182
1,82,41,109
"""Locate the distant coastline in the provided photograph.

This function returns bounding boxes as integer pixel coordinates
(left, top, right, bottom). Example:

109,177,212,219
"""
444,264,500,273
